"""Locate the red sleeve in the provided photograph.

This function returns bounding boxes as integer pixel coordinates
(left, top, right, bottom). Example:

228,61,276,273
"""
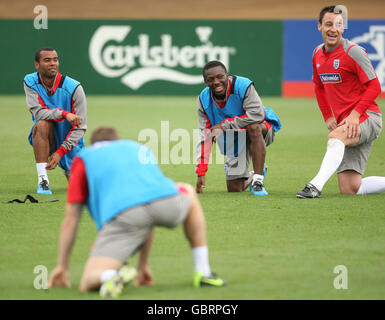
67,157,88,203
354,77,382,115
312,56,323,87
315,84,334,121
196,163,208,177
62,110,69,118
313,54,334,121
56,145,68,157
196,111,212,177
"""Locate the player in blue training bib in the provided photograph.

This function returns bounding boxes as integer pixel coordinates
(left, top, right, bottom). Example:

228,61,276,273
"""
24,47,87,195
195,60,281,196
48,126,227,297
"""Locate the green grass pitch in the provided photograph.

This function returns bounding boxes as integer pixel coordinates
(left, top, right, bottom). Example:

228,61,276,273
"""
0,95,384,300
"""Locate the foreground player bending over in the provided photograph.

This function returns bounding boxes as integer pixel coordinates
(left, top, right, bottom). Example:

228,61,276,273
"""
297,5,385,198
48,126,226,297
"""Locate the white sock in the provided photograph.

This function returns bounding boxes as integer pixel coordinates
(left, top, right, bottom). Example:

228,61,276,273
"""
192,246,211,277
252,174,264,184
36,163,49,184
357,176,385,195
100,269,118,283
310,138,345,191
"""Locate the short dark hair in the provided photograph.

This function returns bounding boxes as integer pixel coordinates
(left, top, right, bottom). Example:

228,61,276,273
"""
90,126,120,144
202,60,227,78
319,5,344,24
318,6,336,24
35,47,55,62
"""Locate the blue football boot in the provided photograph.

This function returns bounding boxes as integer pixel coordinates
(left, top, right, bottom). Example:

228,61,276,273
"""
37,178,52,195
249,167,268,196
249,180,268,196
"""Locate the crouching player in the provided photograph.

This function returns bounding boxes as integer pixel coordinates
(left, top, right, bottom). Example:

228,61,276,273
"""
24,47,86,194
195,60,281,195
48,126,226,297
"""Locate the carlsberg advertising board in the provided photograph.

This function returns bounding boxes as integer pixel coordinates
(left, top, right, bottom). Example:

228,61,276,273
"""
1,20,282,95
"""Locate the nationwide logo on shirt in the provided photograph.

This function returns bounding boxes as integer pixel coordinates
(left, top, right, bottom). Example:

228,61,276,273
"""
88,25,236,90
319,73,342,83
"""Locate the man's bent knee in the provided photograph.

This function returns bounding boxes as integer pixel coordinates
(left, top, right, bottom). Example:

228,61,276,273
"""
339,185,360,195
79,268,104,292
328,126,356,143
227,180,244,192
227,186,243,192
338,175,361,195
33,120,53,136
328,127,361,147
79,257,123,292
328,126,344,140
246,123,262,136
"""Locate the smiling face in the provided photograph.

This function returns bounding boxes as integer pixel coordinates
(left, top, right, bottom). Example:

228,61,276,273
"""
35,50,59,79
203,65,229,99
318,12,344,51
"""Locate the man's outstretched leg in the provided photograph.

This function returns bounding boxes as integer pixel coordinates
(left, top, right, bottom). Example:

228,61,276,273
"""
297,113,385,198
179,183,226,287
355,176,385,195
32,120,55,194
338,168,385,195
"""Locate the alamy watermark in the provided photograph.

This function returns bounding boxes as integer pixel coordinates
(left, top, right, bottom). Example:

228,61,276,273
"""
32,264,349,291
33,265,48,289
136,121,248,175
333,265,348,290
334,5,348,30
33,5,48,30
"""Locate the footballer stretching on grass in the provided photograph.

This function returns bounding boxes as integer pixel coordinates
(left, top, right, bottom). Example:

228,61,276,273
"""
24,47,87,195
195,61,281,196
296,5,385,198
48,127,226,297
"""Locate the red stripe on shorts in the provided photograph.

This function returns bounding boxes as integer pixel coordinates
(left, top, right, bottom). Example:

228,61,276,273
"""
178,185,189,195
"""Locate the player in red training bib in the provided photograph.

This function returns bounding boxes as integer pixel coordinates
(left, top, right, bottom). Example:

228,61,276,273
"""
297,5,385,198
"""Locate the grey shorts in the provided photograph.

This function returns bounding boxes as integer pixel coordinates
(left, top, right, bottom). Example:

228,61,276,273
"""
225,127,275,180
90,193,191,263
337,110,382,175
